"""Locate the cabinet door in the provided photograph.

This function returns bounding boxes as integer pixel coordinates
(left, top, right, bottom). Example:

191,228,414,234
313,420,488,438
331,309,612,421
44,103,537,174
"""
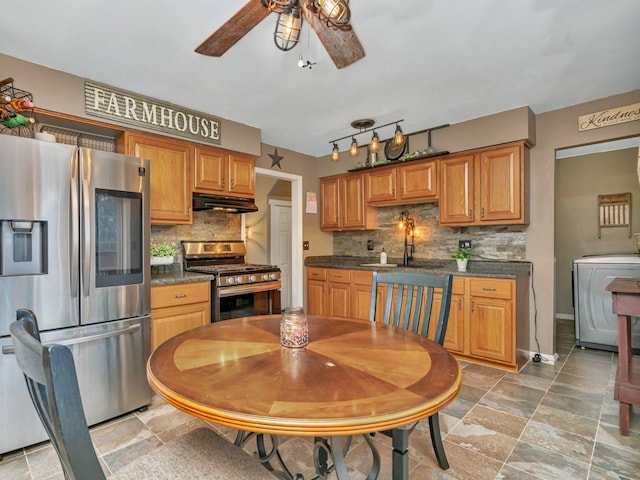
479,145,522,222
341,173,366,229
125,132,192,225
328,282,350,317
399,160,437,201
350,270,374,320
150,303,208,352
193,146,226,193
320,176,340,230
366,168,397,203
469,296,514,364
429,290,465,354
307,280,326,315
228,152,255,197
439,155,473,225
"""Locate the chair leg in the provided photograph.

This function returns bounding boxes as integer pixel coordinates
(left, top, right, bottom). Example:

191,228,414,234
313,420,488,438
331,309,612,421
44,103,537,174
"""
390,428,411,480
428,413,449,470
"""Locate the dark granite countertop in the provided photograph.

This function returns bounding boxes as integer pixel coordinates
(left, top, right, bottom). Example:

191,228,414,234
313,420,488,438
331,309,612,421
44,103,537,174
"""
304,256,531,280
150,269,213,286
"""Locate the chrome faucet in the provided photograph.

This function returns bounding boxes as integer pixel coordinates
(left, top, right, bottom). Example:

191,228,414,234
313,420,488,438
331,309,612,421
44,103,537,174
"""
399,210,416,266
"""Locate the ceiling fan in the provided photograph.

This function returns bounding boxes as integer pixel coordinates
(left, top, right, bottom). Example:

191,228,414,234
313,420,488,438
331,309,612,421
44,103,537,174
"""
195,0,365,69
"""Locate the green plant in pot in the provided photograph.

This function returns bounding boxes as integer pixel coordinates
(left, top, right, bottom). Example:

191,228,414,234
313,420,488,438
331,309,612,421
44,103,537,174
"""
452,247,472,272
150,243,180,266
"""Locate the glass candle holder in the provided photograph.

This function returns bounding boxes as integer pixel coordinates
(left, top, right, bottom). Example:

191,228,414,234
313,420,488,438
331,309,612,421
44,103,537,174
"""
280,307,308,348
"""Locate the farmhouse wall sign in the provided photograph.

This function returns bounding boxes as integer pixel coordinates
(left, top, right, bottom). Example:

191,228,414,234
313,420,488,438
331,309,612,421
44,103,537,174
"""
85,81,222,145
578,102,640,132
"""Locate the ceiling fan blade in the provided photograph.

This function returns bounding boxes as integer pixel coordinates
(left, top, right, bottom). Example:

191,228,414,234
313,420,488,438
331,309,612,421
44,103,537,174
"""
195,0,271,56
303,7,365,69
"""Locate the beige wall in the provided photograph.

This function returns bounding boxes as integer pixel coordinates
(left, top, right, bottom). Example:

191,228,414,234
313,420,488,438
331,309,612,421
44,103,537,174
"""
0,53,262,155
529,90,640,356
555,148,640,316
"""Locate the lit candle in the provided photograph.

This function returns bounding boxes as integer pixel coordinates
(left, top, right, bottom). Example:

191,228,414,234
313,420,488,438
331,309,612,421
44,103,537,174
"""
280,307,308,348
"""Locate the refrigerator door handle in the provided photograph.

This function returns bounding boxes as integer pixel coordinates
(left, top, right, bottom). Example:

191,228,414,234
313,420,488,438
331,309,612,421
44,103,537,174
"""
80,150,91,298
70,152,79,298
2,324,141,354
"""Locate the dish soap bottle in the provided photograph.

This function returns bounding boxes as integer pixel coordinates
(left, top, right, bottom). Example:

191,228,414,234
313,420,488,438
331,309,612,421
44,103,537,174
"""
380,248,387,265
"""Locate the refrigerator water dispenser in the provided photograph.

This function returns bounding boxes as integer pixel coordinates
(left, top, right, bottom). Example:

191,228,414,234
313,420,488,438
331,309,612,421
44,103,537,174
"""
0,219,48,276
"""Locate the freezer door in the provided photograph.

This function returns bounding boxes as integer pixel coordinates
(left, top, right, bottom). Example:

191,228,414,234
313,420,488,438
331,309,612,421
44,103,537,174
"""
0,136,78,336
80,148,150,324
574,260,640,350
0,316,152,455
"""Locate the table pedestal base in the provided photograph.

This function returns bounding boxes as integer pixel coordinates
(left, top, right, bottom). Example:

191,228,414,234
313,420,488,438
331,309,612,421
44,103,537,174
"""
235,432,381,480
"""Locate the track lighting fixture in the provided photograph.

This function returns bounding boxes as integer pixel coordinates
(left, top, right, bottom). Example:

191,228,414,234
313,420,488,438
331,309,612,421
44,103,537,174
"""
393,123,404,146
349,137,358,157
331,142,340,162
327,119,404,161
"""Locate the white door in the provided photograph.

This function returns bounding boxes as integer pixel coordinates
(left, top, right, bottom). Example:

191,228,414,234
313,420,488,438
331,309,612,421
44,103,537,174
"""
270,200,292,310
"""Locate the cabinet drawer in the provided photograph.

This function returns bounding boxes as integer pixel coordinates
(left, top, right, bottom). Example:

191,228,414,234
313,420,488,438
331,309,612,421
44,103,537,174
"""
469,278,513,300
151,281,210,309
328,269,351,283
352,270,373,286
307,267,327,281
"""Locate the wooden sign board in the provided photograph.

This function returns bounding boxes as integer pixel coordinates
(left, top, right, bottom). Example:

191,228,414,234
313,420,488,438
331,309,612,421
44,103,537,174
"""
578,103,640,132
85,81,222,145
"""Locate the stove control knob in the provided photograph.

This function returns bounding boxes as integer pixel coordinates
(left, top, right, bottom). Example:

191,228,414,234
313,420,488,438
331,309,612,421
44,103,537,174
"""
226,277,235,285
249,275,257,282
236,276,244,284
262,274,269,281
270,273,278,280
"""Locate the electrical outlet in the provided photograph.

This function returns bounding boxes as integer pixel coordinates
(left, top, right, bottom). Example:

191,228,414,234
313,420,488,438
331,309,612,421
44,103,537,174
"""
303,241,309,250
459,240,472,249
367,239,374,251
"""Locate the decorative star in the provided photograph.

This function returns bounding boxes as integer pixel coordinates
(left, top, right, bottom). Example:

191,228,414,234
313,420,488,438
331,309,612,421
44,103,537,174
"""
269,148,284,169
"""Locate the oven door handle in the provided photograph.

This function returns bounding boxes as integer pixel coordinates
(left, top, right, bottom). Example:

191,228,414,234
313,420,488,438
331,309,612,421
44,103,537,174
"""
217,281,281,298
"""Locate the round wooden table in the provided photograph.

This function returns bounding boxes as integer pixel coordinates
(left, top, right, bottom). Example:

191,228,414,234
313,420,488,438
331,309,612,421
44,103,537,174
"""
147,315,461,478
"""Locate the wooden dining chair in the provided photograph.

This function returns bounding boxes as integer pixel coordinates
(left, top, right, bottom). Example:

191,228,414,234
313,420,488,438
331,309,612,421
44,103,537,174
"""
10,309,277,480
369,271,454,472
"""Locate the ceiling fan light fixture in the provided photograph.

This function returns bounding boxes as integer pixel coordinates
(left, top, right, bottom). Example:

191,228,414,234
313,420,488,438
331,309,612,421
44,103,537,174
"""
369,131,380,153
331,142,340,162
393,123,405,146
274,4,303,51
349,137,359,157
314,0,350,28
261,0,295,13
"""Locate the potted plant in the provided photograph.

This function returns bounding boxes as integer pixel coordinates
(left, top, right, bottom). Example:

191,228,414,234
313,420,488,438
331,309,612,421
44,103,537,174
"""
452,247,472,272
150,243,180,266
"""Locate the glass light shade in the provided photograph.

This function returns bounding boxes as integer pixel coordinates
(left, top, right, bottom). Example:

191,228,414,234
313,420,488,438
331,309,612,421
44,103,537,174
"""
274,6,302,51
393,124,404,146
349,138,358,157
331,143,340,162
369,132,380,153
314,0,350,27
262,0,295,13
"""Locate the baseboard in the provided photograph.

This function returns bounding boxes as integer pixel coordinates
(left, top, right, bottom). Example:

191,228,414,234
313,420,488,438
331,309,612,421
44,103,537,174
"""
555,313,574,320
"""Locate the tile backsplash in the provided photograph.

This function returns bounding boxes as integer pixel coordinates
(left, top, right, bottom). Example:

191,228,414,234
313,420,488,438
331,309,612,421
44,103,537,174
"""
150,211,242,252
333,203,526,262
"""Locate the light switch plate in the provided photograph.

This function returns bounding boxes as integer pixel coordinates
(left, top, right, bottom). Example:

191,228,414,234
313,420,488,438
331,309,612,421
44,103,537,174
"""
303,241,310,250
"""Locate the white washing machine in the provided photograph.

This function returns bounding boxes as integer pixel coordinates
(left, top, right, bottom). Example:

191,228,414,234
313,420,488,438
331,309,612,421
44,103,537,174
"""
573,254,640,351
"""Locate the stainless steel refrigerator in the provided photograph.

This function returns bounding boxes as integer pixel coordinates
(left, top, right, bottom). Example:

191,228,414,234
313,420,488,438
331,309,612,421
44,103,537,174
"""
0,135,152,455
573,254,640,351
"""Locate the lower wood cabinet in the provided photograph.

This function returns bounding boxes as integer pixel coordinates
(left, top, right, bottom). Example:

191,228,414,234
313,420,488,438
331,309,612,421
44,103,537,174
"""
306,267,528,371
150,281,210,352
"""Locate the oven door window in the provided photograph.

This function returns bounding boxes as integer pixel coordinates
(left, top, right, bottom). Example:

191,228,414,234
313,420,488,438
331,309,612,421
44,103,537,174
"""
218,291,275,321
95,188,143,287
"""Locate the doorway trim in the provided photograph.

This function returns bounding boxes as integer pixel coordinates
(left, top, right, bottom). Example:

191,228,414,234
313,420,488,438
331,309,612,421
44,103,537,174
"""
255,167,303,307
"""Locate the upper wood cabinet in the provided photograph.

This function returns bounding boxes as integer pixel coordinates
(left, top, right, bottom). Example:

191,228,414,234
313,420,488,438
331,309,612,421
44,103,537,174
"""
120,131,192,225
366,159,438,205
193,146,255,198
320,173,377,231
439,142,529,226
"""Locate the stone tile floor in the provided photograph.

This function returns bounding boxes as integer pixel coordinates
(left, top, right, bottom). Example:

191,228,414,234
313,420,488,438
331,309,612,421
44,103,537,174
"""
1,318,639,479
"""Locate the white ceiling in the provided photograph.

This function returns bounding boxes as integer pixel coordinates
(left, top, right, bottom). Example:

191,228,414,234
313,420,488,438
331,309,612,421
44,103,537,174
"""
1,0,639,157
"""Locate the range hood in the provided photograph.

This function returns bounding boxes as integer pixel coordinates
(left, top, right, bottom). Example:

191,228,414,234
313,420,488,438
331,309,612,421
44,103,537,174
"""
192,193,258,213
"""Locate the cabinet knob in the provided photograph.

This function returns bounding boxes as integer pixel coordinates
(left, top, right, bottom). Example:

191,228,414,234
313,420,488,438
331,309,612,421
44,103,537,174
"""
471,300,474,312
481,208,485,218
174,294,187,298
468,209,472,218
482,287,497,292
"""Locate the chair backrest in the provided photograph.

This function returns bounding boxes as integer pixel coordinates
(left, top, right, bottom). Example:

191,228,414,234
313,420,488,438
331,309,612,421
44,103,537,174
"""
369,271,453,345
10,309,106,480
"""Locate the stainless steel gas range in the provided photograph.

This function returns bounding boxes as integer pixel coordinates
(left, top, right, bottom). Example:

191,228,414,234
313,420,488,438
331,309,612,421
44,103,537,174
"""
182,240,281,321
